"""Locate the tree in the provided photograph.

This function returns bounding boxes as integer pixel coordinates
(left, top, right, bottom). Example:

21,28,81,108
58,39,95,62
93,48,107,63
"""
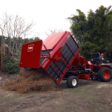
0,13,33,56
0,13,32,38
69,9,87,43
69,5,112,59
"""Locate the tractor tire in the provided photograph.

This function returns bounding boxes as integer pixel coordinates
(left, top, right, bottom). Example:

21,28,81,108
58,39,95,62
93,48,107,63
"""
67,76,79,88
98,67,112,82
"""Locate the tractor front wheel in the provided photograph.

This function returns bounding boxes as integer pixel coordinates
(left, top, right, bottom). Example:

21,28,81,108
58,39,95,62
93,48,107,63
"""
67,76,79,88
98,67,112,82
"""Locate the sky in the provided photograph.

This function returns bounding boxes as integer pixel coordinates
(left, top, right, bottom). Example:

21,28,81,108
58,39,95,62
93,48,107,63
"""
0,0,112,39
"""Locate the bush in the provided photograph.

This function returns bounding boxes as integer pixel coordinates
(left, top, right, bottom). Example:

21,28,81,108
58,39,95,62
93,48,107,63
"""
3,57,19,74
80,41,100,59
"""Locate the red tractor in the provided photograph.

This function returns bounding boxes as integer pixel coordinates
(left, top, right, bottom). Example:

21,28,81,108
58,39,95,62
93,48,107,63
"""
20,31,112,88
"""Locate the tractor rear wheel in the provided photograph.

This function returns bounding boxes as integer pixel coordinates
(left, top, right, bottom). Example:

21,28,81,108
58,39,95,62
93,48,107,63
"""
98,67,112,82
67,76,79,88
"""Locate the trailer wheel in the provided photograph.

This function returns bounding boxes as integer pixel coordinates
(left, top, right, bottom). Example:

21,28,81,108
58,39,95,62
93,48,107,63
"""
98,67,112,82
67,76,79,88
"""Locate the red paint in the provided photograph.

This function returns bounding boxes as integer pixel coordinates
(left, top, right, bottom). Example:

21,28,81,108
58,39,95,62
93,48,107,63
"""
42,32,70,50
103,71,111,80
20,40,42,68
78,74,91,80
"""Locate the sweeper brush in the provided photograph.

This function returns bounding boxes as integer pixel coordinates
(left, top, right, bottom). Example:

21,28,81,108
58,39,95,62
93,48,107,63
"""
19,31,112,88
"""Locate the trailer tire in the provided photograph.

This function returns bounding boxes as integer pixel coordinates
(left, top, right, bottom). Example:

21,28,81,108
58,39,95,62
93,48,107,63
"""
67,76,79,88
98,67,112,82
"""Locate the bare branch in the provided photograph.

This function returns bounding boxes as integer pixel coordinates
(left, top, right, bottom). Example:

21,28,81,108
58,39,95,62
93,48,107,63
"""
0,13,33,38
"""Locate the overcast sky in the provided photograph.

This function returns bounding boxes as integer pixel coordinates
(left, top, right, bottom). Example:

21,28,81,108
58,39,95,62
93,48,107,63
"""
0,0,112,39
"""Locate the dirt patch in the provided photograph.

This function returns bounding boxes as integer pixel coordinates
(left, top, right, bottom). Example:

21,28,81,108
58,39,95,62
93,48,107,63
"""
0,80,112,112
96,83,112,89
1,72,112,112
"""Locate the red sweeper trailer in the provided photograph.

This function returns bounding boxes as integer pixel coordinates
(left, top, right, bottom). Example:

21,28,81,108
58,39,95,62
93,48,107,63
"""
20,31,112,88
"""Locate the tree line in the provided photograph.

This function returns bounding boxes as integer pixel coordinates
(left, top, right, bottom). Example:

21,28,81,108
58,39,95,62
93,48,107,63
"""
69,5,112,60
